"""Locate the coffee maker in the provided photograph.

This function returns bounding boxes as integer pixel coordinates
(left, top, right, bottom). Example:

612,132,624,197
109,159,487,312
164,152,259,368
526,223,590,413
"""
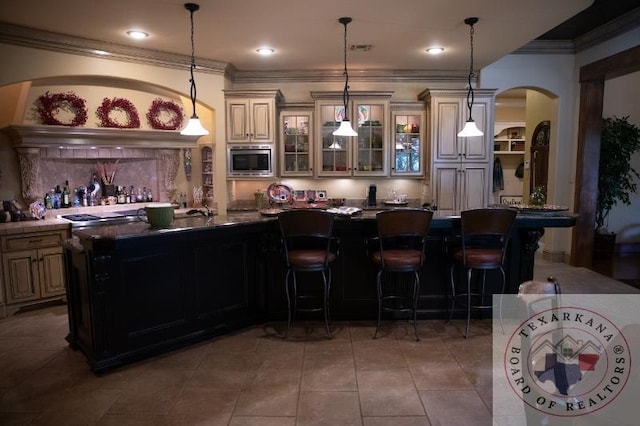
367,184,377,206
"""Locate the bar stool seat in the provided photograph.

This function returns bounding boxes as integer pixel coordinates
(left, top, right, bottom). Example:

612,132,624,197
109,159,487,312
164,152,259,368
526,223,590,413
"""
447,207,517,338
278,209,337,338
371,209,433,341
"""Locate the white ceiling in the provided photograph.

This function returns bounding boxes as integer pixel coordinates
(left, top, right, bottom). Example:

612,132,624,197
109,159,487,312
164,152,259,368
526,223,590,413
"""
0,0,594,72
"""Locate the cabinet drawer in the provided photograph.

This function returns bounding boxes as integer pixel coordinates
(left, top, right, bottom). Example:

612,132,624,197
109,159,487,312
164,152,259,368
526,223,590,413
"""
2,231,67,251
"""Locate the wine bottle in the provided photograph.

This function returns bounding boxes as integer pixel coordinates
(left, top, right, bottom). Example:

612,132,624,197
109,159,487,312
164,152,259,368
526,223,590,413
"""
62,181,70,208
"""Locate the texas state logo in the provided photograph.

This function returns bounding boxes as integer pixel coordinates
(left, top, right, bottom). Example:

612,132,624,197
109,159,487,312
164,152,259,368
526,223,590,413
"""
504,306,632,417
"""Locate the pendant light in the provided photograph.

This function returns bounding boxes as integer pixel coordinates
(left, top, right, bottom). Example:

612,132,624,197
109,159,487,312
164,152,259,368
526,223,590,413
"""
333,17,358,137
457,17,483,138
180,3,209,136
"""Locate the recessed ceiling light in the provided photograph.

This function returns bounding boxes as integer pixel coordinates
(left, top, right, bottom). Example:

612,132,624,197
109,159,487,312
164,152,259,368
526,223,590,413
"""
426,47,445,55
93,50,109,56
127,30,149,40
256,47,275,55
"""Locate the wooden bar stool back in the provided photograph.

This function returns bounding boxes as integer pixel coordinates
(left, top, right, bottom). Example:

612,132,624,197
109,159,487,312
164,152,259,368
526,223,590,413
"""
372,209,434,341
278,209,336,338
448,207,517,338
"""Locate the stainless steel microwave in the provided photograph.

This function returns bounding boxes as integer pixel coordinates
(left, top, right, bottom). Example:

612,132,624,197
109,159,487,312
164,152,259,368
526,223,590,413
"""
227,145,274,177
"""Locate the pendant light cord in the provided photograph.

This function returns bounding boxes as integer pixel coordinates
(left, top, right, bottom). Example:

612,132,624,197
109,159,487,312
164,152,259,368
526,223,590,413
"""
465,18,476,119
339,17,352,121
188,4,198,118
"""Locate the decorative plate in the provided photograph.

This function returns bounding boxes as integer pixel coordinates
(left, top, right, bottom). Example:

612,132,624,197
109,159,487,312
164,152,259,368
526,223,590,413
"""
267,183,293,204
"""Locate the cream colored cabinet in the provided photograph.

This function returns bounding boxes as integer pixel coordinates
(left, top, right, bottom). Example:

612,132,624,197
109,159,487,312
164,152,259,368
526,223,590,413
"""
313,91,392,177
224,90,283,144
1,229,68,316
280,109,313,176
391,108,426,177
420,89,495,214
432,163,490,216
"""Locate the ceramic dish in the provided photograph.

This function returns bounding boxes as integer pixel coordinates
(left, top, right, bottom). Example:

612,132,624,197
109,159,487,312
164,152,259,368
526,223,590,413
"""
267,183,293,204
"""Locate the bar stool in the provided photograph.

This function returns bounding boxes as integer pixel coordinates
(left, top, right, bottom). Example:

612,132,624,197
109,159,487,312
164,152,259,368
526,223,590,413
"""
517,276,561,314
278,209,337,338
448,207,517,338
371,209,433,341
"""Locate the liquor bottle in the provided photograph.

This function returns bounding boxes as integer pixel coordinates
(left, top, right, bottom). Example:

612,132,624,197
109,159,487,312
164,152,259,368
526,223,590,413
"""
147,188,153,202
142,187,148,202
117,186,126,204
44,191,53,209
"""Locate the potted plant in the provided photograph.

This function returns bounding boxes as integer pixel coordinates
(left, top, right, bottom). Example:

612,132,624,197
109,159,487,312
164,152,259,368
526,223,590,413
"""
594,115,640,256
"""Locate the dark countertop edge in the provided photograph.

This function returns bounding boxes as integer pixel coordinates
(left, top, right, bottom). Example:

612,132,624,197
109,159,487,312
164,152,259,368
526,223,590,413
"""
71,210,577,242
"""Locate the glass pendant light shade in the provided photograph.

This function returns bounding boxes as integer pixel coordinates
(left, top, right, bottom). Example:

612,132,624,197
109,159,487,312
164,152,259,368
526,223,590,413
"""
459,17,483,138
457,119,483,137
328,140,342,150
181,3,209,137
333,120,358,137
334,17,357,138
181,116,210,135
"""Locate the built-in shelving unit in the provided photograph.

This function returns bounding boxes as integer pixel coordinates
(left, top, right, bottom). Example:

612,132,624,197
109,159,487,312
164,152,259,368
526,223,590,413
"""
201,146,213,199
494,122,525,155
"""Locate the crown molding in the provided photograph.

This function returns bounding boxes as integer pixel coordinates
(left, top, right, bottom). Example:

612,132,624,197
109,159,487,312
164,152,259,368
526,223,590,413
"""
232,69,470,84
513,40,576,55
0,22,228,75
0,22,471,84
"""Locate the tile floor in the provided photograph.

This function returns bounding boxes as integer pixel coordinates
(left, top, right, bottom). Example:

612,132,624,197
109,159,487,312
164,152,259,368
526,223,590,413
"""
0,257,637,426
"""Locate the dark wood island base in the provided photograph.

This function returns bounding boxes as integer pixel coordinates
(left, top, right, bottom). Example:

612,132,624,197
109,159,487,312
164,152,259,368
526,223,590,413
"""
63,211,575,373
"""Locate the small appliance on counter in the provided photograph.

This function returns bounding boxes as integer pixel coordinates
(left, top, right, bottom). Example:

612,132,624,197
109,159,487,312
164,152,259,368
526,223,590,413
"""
367,184,377,206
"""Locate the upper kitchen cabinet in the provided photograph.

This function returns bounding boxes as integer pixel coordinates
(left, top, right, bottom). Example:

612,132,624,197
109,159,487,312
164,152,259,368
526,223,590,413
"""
279,109,313,176
224,90,284,144
312,91,392,177
420,89,496,215
390,106,426,177
422,89,495,163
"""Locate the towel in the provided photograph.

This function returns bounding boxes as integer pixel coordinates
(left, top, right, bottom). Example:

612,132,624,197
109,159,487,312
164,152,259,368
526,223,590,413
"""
493,157,504,193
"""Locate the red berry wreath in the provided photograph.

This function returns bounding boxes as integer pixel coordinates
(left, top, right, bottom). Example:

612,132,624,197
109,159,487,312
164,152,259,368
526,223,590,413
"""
96,97,141,129
35,91,88,127
146,98,184,130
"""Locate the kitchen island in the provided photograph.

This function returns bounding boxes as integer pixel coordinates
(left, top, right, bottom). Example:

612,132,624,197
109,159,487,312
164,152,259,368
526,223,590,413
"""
64,210,575,372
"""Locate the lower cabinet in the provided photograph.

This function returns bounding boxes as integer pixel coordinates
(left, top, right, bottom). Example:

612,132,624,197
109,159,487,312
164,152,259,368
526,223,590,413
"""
1,228,68,317
65,225,262,373
432,162,490,215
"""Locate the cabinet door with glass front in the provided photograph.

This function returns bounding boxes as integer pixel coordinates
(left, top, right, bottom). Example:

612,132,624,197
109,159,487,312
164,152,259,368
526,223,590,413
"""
353,101,387,176
280,111,313,176
391,110,425,177
316,100,387,176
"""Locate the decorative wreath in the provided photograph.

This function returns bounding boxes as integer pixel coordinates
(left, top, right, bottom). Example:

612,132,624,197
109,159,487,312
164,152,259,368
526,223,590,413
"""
35,91,88,127
96,97,141,129
146,98,184,130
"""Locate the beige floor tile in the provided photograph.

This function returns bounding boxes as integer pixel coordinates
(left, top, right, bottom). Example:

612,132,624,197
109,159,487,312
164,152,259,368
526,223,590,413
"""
0,413,39,425
409,361,474,390
234,384,299,416
31,388,122,425
399,338,456,364
353,340,407,371
301,353,357,391
419,390,491,426
228,416,296,426
297,391,361,426
357,370,425,416
363,416,430,426
107,384,183,415
249,368,301,387
0,349,59,387
97,413,167,426
165,386,239,425
304,337,353,354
